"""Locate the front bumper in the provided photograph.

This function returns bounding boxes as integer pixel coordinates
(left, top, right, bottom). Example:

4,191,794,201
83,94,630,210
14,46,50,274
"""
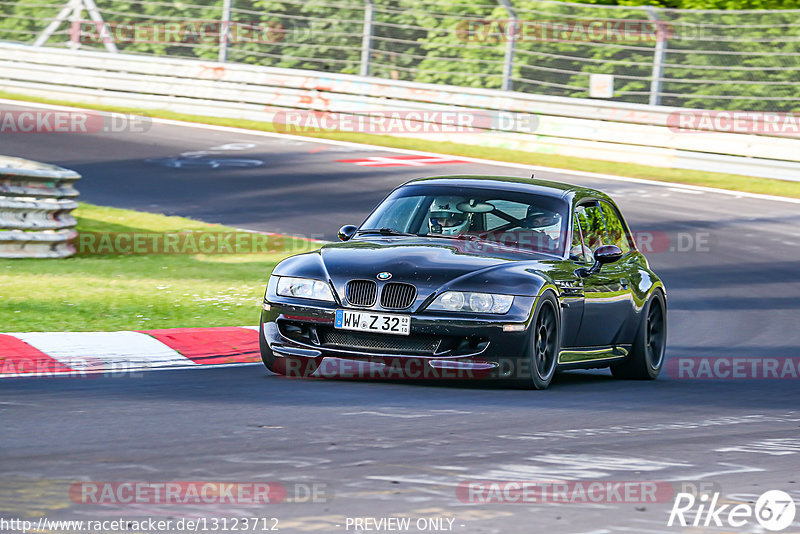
260,296,536,379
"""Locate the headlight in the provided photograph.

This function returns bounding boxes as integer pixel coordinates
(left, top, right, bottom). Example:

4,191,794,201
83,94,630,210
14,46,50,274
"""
276,276,334,302
428,291,514,314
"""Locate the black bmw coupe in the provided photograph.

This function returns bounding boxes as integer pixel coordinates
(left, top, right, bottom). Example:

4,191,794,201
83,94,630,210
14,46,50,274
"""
259,175,667,389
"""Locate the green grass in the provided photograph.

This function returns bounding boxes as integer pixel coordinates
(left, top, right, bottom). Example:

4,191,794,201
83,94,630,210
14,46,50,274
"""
0,203,309,332
3,90,800,199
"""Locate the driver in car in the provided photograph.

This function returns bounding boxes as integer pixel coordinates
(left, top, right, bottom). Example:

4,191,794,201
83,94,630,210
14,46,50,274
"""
427,197,472,236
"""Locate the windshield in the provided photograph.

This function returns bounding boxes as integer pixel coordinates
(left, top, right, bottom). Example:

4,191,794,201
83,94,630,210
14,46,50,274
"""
360,184,569,255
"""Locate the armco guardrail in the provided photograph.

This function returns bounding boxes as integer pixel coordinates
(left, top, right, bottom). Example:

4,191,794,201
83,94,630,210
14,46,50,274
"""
1,43,799,181
4,0,799,112
0,155,80,258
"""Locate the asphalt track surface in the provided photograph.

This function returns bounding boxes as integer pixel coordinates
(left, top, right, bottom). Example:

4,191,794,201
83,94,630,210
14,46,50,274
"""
2,101,800,533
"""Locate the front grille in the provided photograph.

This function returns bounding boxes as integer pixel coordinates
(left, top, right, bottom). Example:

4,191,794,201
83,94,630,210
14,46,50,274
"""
346,279,377,307
380,282,417,309
318,328,441,354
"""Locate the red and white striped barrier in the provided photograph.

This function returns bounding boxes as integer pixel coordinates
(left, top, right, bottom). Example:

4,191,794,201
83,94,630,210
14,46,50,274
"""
0,326,261,377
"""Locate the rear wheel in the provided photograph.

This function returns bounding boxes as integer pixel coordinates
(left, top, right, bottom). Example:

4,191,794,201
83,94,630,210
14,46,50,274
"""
611,290,666,380
515,293,560,390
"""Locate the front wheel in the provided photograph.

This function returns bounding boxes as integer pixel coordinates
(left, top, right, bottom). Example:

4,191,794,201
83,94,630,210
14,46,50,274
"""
611,290,666,380
259,322,317,377
258,321,282,372
515,293,560,390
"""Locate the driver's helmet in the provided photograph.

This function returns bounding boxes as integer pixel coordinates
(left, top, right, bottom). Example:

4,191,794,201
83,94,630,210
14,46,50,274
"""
428,196,471,236
525,206,559,228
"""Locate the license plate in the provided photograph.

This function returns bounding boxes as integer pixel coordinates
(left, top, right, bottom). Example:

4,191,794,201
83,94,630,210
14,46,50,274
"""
335,309,410,336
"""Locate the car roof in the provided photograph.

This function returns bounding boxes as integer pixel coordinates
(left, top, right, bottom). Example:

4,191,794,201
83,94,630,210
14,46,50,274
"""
403,175,612,203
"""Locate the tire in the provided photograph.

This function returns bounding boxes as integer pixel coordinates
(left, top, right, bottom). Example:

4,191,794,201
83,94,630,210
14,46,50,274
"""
514,292,560,390
259,321,277,372
259,322,318,377
611,290,666,380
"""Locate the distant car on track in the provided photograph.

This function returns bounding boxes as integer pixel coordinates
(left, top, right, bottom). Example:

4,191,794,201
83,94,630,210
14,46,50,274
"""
259,175,667,389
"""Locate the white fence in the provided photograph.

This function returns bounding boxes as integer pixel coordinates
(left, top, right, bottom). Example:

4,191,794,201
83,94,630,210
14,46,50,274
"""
0,155,80,258
1,43,799,181
4,0,799,111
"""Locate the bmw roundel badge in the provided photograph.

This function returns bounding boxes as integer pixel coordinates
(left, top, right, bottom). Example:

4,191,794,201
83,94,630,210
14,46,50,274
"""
377,272,392,280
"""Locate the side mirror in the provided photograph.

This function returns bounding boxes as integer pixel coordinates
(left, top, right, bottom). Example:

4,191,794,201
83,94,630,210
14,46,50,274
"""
577,244,623,277
594,244,624,264
338,225,358,241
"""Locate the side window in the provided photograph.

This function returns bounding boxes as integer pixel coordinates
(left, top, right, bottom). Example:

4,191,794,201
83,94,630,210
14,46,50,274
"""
570,214,588,262
575,203,606,258
600,201,633,254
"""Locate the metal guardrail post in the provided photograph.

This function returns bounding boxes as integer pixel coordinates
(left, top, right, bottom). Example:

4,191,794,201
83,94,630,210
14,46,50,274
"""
498,0,518,92
360,0,374,77
82,0,118,53
218,0,232,63
34,0,117,53
645,6,667,107
67,0,83,49
34,0,80,47
0,156,81,258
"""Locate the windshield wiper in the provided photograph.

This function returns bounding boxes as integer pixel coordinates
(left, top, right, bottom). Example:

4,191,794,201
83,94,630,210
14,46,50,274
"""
356,227,416,237
357,228,480,241
418,233,477,241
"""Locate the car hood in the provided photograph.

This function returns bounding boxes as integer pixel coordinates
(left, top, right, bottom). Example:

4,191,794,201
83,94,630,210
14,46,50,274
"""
274,237,562,303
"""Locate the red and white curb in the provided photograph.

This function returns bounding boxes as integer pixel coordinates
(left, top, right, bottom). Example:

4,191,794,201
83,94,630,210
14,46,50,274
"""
0,326,261,378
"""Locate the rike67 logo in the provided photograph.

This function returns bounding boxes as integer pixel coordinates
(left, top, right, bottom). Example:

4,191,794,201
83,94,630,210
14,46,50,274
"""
669,490,796,531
